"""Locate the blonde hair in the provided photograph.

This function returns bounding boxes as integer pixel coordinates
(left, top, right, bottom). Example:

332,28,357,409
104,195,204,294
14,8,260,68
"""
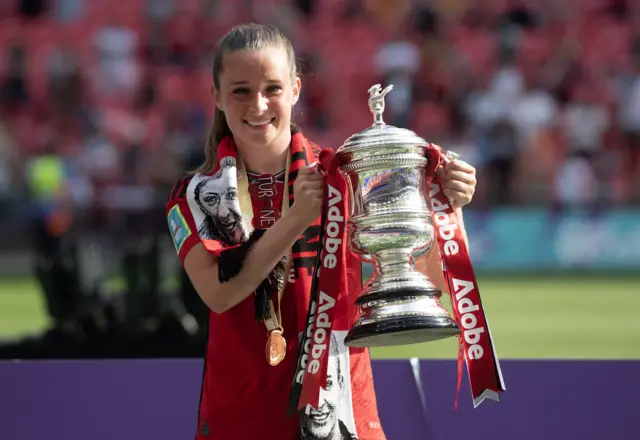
196,23,299,175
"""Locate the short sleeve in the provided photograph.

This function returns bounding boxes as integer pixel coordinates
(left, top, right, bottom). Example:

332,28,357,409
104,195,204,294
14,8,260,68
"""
166,177,201,265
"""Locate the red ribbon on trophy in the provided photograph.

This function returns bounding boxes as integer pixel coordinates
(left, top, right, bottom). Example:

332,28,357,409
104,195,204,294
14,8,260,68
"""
289,145,505,414
289,149,348,414
424,144,506,408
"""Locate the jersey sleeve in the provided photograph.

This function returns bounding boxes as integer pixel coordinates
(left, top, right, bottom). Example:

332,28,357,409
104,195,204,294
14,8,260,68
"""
166,177,201,265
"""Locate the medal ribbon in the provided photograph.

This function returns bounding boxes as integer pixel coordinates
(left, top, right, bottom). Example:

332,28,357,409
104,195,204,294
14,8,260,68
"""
424,144,506,407
288,149,347,414
237,150,293,339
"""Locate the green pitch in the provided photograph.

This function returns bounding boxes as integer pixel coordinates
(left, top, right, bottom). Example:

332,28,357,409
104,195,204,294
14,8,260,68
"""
1,276,639,359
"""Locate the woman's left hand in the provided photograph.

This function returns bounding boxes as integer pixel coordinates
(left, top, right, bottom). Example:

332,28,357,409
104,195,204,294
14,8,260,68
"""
436,159,477,209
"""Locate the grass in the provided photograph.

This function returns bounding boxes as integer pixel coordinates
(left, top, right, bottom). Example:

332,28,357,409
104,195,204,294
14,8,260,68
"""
1,276,639,359
0,278,49,338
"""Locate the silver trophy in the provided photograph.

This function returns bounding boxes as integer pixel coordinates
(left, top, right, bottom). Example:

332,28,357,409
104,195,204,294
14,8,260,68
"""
337,84,460,348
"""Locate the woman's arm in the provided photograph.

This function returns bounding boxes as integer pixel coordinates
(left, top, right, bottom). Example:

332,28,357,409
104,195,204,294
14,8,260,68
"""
184,209,309,314
183,166,324,314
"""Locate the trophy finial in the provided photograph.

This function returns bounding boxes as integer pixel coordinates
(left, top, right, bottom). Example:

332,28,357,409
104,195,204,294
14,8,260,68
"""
368,84,393,126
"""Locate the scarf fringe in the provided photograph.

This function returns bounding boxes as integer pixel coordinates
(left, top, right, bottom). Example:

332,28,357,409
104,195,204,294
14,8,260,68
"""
216,229,287,322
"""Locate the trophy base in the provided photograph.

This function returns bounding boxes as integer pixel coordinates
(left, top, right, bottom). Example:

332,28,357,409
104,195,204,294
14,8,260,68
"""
344,287,460,348
344,315,460,348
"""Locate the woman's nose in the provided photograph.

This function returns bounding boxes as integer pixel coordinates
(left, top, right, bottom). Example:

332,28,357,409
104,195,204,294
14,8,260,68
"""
249,93,269,114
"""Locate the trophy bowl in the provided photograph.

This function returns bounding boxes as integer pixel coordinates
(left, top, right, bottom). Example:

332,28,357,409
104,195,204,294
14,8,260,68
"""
338,84,460,348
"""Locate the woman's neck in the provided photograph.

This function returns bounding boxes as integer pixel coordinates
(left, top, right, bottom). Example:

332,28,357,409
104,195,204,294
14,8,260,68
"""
237,132,291,175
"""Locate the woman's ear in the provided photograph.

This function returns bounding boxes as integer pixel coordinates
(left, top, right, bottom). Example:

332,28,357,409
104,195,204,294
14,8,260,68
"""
292,77,301,105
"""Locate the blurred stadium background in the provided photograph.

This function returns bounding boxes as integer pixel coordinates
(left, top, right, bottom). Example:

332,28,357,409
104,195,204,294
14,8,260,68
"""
0,0,639,362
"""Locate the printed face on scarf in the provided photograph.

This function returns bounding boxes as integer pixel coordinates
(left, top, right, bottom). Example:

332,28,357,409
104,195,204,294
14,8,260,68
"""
194,158,244,243
301,351,345,440
213,48,301,157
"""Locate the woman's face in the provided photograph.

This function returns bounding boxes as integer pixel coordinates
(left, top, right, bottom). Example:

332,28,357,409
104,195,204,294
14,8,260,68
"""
214,48,301,155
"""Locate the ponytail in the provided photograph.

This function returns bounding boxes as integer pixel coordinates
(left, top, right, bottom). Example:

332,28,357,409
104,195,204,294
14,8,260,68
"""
194,108,231,175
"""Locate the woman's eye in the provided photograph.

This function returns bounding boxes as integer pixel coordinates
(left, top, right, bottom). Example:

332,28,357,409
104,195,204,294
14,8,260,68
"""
267,85,283,94
232,87,250,95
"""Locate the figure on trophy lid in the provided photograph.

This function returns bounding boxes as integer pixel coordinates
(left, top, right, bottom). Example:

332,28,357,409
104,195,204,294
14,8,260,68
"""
368,84,394,125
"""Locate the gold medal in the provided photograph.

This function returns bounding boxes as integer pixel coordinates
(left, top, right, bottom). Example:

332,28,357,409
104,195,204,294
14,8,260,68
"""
265,327,287,366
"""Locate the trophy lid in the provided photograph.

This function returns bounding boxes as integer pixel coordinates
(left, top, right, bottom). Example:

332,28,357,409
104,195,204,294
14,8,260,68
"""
335,84,428,157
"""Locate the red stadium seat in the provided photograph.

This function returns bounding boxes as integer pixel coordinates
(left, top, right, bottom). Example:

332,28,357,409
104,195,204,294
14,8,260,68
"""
0,0,633,210
411,102,451,136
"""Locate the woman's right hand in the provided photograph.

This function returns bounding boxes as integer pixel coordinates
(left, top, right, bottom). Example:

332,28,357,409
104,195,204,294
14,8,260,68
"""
290,164,324,227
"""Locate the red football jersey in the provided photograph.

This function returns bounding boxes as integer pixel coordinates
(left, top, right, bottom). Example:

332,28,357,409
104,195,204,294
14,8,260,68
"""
165,130,385,440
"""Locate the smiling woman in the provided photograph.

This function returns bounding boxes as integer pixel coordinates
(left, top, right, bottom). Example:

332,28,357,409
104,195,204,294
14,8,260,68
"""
163,21,480,440
164,23,387,440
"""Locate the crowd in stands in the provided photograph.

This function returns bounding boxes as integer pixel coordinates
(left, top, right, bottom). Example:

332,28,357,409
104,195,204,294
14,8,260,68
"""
1,0,640,213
